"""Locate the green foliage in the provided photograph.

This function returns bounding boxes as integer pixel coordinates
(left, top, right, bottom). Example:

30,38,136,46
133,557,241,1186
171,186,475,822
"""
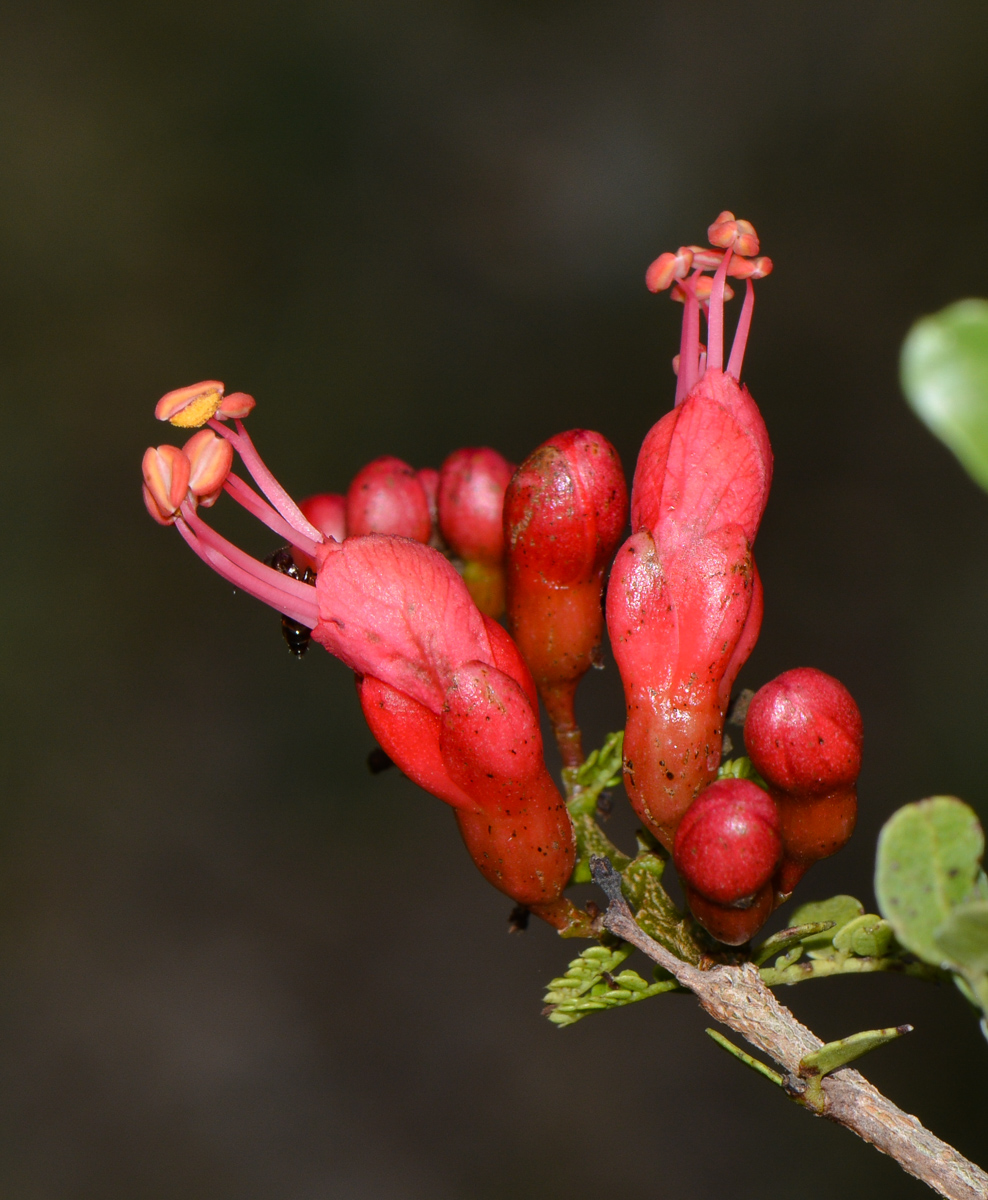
788,895,866,953
876,797,988,1039
716,755,768,790
542,943,677,1028
566,732,630,884
901,298,988,492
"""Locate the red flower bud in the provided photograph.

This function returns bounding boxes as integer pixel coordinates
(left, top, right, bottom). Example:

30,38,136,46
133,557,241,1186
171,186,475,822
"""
345,456,431,542
744,668,863,895
504,430,628,766
300,493,347,543
744,668,863,795
674,778,781,907
438,447,514,617
683,882,776,947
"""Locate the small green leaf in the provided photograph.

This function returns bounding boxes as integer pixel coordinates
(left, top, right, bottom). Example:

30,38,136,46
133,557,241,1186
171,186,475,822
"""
799,1026,913,1080
833,914,894,959
901,298,988,492
789,896,865,955
934,901,988,973
751,921,835,966
875,797,985,967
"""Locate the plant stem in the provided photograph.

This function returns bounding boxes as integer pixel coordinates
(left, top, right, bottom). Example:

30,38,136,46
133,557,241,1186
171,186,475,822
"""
591,857,988,1200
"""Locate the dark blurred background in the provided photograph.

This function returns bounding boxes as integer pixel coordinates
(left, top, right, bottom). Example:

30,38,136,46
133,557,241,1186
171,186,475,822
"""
0,2,986,1196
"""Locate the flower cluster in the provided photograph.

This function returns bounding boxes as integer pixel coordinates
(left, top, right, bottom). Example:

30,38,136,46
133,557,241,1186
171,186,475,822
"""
142,211,862,946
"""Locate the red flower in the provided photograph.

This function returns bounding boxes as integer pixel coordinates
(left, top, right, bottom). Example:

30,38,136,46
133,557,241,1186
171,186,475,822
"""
142,386,577,927
607,216,774,849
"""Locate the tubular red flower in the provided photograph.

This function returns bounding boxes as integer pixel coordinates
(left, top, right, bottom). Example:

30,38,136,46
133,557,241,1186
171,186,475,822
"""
504,430,628,767
607,214,773,849
143,388,575,925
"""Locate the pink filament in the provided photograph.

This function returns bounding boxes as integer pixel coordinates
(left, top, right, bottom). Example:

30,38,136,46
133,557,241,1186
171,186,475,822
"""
674,269,703,406
207,418,323,545
177,503,320,627
224,472,320,558
705,247,733,374
727,279,755,380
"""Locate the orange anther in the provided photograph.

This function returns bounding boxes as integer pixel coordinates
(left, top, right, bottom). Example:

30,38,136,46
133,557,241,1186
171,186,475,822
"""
671,277,734,304
645,248,694,292
183,429,234,508
155,380,226,428
708,212,760,257
142,444,191,523
687,245,725,271
218,391,256,419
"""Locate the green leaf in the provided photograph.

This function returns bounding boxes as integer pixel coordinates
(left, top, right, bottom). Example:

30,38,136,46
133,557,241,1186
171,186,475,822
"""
799,1026,913,1080
542,942,677,1027
875,797,985,967
832,914,894,959
934,901,988,973
788,896,865,955
901,298,988,492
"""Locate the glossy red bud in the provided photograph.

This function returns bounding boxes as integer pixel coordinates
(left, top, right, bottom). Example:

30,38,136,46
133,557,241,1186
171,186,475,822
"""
504,430,627,766
300,493,347,543
773,786,858,895
437,447,514,617
345,456,431,542
684,882,775,946
744,667,863,795
674,778,781,907
438,447,513,563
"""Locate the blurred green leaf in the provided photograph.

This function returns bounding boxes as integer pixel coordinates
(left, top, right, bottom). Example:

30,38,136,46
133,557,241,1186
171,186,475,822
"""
875,797,985,966
934,901,988,973
902,298,988,491
716,755,768,790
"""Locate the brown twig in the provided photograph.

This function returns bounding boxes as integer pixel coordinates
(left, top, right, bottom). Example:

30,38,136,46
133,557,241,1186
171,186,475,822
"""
590,857,988,1200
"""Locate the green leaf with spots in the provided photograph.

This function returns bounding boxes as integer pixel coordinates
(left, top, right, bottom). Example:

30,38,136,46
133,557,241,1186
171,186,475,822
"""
901,298,988,492
875,797,985,967
934,901,988,974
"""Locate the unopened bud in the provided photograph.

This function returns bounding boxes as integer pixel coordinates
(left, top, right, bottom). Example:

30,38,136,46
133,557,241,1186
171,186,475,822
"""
345,456,431,542
300,493,346,543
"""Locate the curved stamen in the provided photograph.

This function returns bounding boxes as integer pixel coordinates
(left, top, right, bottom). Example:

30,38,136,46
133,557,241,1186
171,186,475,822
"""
223,472,320,558
177,502,320,627
727,279,755,380
207,418,323,545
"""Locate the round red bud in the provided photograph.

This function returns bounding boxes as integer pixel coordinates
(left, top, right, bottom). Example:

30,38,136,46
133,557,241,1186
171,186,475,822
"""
438,447,514,564
744,667,863,796
345,456,431,543
673,778,781,907
301,493,347,543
